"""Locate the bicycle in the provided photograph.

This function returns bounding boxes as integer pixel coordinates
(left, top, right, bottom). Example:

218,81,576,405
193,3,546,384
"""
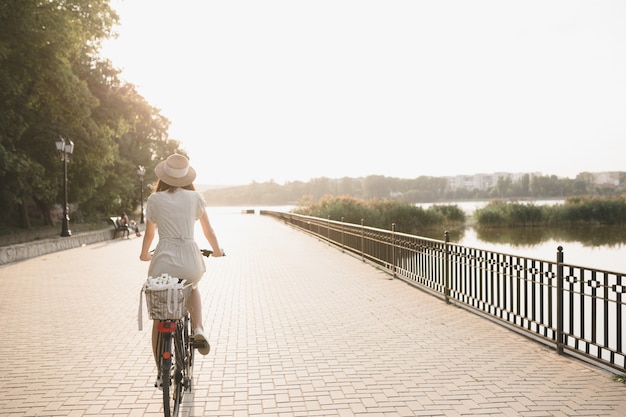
148,248,216,417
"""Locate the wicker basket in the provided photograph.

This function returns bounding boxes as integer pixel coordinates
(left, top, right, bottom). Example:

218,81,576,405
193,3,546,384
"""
144,285,193,321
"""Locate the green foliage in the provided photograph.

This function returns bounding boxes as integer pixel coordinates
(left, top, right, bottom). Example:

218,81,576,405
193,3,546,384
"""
474,201,545,227
430,204,466,223
293,195,465,234
553,196,626,225
0,1,184,229
612,374,626,385
475,196,626,227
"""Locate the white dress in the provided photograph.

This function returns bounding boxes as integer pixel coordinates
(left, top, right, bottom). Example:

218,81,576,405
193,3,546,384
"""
146,189,207,285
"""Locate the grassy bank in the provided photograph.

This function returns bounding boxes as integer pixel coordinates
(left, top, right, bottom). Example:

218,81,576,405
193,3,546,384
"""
293,195,466,234
474,196,626,227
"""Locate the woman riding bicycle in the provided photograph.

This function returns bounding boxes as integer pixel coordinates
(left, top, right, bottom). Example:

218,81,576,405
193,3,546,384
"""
139,153,224,367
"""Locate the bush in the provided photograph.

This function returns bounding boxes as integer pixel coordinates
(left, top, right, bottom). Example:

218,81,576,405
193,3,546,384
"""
476,201,547,227
293,195,465,234
557,196,626,225
475,196,626,227
474,202,507,226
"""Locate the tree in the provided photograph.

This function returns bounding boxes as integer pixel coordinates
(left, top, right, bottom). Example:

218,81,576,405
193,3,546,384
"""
363,175,390,198
0,0,185,229
0,0,119,227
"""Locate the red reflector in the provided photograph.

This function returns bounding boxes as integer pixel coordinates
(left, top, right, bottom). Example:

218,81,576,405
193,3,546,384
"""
163,351,171,359
158,321,177,333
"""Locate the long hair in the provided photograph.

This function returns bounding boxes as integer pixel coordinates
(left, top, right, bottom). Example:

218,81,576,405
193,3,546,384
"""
154,179,195,193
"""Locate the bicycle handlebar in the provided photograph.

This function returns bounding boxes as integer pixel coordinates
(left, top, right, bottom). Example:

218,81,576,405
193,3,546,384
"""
200,249,225,257
149,249,225,257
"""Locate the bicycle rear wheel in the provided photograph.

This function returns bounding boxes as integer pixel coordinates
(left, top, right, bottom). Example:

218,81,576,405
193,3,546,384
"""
158,321,184,417
171,321,185,416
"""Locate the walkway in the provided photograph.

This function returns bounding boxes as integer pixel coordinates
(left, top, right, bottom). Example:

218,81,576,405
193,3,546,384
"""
1,210,625,416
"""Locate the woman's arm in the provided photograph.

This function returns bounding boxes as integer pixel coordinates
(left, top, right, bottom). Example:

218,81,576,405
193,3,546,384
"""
199,210,224,257
139,220,156,261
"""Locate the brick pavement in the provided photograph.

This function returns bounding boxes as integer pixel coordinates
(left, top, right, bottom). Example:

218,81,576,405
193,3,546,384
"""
1,209,625,417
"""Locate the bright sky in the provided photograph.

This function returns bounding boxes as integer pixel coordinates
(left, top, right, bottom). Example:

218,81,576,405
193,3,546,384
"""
100,0,626,186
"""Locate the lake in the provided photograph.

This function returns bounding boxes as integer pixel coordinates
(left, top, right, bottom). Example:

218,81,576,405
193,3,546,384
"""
426,200,626,273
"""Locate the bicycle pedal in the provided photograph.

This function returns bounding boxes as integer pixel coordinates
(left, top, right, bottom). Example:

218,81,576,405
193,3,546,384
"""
193,340,210,355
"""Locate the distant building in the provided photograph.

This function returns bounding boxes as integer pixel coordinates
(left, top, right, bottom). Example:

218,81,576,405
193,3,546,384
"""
592,172,620,187
446,172,541,191
446,171,621,191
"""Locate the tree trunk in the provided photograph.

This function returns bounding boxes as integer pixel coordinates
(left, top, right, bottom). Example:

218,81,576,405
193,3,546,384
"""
16,202,31,229
33,197,54,226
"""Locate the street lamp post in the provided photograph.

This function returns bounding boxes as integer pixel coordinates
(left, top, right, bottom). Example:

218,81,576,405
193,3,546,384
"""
55,136,74,237
137,165,145,224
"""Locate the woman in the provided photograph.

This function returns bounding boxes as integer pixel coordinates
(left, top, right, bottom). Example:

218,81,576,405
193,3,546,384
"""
139,153,224,368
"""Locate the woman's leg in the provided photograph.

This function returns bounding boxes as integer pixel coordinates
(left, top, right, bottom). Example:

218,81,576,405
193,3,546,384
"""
152,320,159,368
188,287,203,331
188,287,210,354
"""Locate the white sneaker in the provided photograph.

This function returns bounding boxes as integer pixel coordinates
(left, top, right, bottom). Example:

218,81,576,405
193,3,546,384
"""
194,328,210,355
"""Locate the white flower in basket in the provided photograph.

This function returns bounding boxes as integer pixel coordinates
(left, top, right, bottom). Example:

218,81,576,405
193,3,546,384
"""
143,273,183,291
138,273,193,330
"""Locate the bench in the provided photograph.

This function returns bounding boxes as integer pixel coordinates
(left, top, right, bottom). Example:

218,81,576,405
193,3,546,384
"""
106,217,130,239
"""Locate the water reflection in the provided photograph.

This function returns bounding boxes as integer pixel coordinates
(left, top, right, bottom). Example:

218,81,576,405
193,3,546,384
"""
456,226,626,273
419,224,626,248
474,225,626,248
414,201,626,272
417,224,626,273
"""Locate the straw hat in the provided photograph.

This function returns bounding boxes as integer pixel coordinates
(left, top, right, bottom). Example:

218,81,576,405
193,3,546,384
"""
154,154,196,187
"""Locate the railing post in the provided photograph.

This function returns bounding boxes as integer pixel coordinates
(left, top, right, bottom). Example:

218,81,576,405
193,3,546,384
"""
444,230,450,304
327,215,331,245
360,219,365,262
341,216,345,253
392,223,396,278
556,246,564,355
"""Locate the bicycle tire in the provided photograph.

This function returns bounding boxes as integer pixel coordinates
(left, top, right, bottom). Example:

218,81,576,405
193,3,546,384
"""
171,322,185,416
159,330,174,417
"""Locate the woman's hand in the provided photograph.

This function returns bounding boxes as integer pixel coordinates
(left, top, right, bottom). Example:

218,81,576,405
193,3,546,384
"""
139,252,152,261
212,248,225,257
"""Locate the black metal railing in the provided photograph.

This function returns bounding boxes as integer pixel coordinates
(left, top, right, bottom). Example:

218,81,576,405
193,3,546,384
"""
261,210,626,374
